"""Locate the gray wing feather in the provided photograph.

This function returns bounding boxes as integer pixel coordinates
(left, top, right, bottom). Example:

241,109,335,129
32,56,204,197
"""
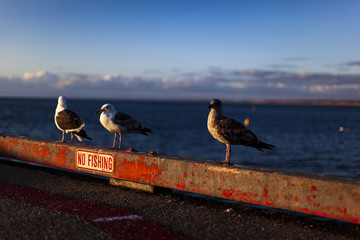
56,110,83,130
219,117,259,145
114,112,132,121
114,112,142,132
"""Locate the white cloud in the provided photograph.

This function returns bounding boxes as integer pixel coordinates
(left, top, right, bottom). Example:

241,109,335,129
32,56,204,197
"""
307,84,360,93
218,82,247,89
102,73,122,81
276,83,285,88
2,68,360,100
22,72,35,81
22,70,59,84
102,74,114,81
267,82,285,88
309,85,330,93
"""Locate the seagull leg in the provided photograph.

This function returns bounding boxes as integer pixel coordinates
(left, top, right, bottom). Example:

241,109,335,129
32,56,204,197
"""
217,144,231,164
67,133,74,143
118,134,122,149
60,131,65,142
216,144,231,164
111,133,117,148
224,144,231,164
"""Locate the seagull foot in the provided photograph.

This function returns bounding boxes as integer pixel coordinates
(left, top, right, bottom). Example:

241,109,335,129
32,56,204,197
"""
148,150,157,156
127,148,137,152
215,160,231,165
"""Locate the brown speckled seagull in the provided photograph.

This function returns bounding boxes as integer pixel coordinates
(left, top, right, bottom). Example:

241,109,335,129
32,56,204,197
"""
207,99,275,164
96,103,152,149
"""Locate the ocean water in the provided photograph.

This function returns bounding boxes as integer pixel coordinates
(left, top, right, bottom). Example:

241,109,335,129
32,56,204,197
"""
1,97,359,179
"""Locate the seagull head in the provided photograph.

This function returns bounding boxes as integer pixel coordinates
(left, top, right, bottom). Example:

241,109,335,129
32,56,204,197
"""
208,99,222,110
96,103,116,114
57,96,67,109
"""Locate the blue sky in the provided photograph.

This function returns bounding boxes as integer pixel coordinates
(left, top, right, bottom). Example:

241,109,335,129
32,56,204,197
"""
1,0,360,100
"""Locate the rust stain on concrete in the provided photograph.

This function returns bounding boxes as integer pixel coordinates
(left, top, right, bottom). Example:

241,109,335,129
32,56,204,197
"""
0,135,359,224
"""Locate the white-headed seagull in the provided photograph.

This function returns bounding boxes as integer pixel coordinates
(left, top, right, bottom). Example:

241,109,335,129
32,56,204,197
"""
96,103,152,149
54,96,92,142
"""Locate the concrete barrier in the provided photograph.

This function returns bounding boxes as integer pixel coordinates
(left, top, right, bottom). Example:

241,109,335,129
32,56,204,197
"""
0,135,359,224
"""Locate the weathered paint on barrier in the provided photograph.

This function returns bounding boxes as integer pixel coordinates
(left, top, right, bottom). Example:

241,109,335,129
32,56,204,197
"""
0,135,359,224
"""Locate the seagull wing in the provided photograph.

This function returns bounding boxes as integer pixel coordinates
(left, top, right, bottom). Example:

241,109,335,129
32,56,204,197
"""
114,112,133,121
218,117,259,146
56,110,84,130
114,112,143,132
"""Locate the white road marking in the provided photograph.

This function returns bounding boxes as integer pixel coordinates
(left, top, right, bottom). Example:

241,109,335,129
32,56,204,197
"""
92,215,142,222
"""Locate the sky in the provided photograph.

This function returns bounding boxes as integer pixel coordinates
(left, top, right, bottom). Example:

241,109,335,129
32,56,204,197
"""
1,0,360,100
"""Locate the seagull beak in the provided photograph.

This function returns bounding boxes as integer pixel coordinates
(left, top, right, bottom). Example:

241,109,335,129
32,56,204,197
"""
95,109,104,114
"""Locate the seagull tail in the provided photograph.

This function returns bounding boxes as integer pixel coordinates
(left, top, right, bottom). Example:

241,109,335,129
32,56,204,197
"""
140,127,153,135
75,129,92,141
256,141,275,152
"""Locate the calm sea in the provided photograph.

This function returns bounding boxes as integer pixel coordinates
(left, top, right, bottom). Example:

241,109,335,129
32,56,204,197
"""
1,98,359,179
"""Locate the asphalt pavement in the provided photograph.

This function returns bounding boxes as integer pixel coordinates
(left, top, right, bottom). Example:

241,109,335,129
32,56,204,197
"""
0,158,359,240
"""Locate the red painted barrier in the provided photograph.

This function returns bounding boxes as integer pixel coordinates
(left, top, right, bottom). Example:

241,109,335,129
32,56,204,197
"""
0,135,359,224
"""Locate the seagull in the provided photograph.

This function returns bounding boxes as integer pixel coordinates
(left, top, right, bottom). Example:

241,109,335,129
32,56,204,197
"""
95,103,152,149
207,99,275,164
54,96,92,142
